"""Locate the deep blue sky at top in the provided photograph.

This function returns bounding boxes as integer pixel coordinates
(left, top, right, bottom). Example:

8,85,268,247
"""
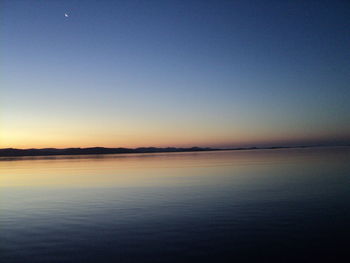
1,0,350,147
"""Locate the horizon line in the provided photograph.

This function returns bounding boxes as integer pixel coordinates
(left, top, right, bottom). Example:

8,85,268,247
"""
1,144,349,158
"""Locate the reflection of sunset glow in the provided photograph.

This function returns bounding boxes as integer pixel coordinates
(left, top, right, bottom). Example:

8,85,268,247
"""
1,148,346,188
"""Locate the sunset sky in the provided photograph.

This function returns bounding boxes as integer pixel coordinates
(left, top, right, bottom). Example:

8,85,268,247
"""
1,0,349,148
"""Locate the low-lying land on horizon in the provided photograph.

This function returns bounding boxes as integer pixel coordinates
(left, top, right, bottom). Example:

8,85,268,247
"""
1,145,348,157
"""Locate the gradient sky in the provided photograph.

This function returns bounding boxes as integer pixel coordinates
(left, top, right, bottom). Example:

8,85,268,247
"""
1,0,350,148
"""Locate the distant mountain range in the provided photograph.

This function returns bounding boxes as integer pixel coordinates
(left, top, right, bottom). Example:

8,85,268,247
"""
0,147,217,157
1,144,348,157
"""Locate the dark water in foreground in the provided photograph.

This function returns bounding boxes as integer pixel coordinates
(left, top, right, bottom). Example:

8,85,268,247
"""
1,147,349,262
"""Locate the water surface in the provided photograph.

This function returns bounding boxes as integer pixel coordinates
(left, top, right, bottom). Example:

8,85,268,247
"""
1,148,349,262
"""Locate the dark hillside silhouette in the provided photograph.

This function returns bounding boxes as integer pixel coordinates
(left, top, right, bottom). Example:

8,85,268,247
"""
0,147,215,157
1,145,348,157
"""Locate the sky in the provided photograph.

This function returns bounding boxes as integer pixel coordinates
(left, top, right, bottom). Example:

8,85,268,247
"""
1,0,350,148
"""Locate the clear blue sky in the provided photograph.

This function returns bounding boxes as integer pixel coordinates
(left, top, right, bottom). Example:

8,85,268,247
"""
1,0,350,148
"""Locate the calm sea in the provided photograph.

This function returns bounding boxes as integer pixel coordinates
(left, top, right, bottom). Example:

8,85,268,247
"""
1,147,349,262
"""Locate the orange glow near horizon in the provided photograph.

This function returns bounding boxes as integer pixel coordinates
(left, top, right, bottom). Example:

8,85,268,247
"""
1,126,348,149
1,108,349,149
